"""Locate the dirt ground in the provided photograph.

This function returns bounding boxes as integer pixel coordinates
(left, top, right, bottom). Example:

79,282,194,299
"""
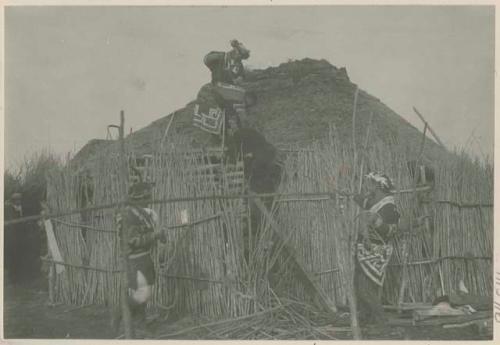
2,277,492,340
3,278,115,339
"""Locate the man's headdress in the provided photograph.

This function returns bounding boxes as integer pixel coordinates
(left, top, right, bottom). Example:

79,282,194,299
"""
365,171,395,193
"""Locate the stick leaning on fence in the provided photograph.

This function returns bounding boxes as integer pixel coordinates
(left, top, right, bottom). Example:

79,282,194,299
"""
117,111,134,339
347,86,362,340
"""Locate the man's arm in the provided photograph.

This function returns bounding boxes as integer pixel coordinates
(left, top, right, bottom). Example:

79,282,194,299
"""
127,226,159,250
122,212,164,251
378,204,400,225
353,193,372,209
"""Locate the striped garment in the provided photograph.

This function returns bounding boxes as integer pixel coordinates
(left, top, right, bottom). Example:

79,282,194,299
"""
193,82,247,135
355,195,399,286
203,51,245,84
116,206,157,256
356,242,393,287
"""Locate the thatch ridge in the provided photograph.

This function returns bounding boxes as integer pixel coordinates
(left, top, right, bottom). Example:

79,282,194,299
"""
72,58,446,169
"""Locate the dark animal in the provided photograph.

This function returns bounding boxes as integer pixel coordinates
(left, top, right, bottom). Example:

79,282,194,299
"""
226,128,283,263
226,128,282,194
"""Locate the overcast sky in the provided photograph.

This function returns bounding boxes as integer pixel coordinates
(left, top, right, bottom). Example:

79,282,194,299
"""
4,5,495,169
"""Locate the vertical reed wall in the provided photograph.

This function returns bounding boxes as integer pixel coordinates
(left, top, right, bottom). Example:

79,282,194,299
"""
46,135,493,319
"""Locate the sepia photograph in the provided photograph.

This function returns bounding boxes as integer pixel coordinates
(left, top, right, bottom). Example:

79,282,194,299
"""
2,2,496,341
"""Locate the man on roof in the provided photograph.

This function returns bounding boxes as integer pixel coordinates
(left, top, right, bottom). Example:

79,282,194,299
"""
194,40,254,137
352,171,400,326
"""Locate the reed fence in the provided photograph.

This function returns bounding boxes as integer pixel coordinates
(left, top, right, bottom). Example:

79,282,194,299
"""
45,132,493,323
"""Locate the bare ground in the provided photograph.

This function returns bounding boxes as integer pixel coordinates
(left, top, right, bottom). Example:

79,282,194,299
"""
3,278,491,340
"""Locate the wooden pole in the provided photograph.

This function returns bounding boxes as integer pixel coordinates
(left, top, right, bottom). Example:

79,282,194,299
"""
160,112,176,148
349,110,373,334
221,111,226,155
5,187,436,228
252,196,338,316
118,110,134,338
48,261,56,305
413,107,446,149
358,111,374,193
348,86,362,340
351,87,359,155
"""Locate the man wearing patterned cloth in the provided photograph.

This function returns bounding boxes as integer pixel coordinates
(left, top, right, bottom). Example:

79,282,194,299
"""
194,40,254,136
112,180,165,335
353,171,400,326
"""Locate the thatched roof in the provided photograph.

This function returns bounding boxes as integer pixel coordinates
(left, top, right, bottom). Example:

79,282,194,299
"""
73,58,445,169
70,139,113,170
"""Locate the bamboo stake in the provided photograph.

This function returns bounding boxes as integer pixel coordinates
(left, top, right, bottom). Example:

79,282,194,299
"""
160,112,176,148
48,261,56,305
348,86,361,340
358,111,374,193
221,111,226,158
413,107,446,149
117,111,134,338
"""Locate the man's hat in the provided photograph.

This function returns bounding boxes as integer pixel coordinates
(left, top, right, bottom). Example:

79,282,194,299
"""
230,39,250,59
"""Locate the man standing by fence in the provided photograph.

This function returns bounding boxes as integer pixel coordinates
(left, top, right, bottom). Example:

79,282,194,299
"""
353,172,400,326
112,180,166,336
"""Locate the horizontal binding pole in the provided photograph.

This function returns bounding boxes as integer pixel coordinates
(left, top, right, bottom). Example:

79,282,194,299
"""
429,200,493,208
5,191,346,226
166,208,245,230
396,185,432,194
166,212,222,230
389,255,492,266
40,258,121,273
279,197,330,203
159,272,231,285
314,267,340,275
179,148,227,154
189,172,244,179
52,218,116,233
186,164,226,172
41,209,244,235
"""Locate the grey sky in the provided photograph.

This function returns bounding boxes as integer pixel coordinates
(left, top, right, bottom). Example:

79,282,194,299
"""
5,5,494,169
